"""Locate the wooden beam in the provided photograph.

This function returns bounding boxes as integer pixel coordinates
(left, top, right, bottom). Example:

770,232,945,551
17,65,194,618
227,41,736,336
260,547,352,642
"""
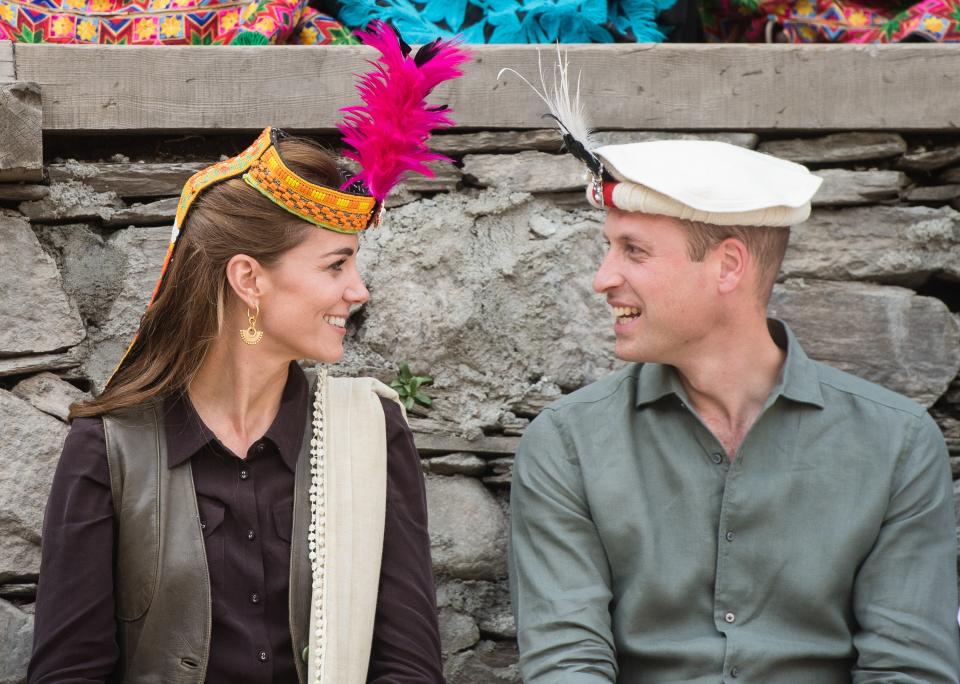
0,41,13,84
13,44,960,133
0,82,42,181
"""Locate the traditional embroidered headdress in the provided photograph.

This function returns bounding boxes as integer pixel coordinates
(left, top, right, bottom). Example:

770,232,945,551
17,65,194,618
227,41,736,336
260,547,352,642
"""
500,52,821,226
111,21,469,381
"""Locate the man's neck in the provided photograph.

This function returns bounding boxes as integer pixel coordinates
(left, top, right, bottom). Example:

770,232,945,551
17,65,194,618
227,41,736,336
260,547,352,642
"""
673,318,786,459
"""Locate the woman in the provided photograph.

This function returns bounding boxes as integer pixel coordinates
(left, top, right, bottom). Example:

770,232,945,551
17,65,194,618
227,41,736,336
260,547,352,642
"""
28,25,468,684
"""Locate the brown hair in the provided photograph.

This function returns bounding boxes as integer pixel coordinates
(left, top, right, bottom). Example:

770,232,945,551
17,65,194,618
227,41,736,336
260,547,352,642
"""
679,220,790,303
70,137,343,420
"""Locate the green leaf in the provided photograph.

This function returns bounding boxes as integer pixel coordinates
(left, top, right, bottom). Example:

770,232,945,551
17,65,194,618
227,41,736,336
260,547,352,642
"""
413,392,433,407
399,363,413,382
403,396,414,411
408,377,423,393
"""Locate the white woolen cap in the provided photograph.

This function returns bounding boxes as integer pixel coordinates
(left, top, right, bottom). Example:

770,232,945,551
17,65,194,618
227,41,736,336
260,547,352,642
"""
586,140,823,227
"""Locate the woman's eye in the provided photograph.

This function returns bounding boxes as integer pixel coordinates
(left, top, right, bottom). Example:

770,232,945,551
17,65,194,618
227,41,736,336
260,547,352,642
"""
330,259,346,272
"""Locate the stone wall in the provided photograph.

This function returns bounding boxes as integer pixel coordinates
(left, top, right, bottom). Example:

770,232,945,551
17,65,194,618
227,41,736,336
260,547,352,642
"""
1,128,959,683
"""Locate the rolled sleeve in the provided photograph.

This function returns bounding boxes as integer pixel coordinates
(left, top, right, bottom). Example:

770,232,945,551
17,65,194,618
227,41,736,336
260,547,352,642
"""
509,409,617,684
852,412,960,683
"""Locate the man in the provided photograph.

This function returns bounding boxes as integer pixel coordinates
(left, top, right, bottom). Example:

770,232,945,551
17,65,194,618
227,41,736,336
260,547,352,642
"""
508,138,960,683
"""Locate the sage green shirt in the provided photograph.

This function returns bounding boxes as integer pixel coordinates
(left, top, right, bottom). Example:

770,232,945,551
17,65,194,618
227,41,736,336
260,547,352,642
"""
509,321,960,683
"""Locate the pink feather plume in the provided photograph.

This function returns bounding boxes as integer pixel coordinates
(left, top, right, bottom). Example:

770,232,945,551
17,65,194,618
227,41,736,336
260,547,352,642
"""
338,22,470,202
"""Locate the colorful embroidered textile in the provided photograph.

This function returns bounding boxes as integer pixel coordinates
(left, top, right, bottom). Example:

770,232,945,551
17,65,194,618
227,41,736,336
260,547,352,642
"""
700,0,960,41
329,0,680,43
0,0,357,44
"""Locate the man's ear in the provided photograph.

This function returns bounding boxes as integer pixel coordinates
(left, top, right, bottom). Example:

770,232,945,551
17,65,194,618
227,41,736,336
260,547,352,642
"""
225,254,266,310
716,237,748,296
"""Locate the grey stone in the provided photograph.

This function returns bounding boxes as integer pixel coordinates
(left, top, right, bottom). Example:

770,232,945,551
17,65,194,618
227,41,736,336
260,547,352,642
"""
439,607,481,656
0,349,82,379
423,453,489,477
396,162,462,193
938,166,960,184
759,133,907,164
18,181,123,223
903,184,960,203
437,579,516,639
812,169,907,206
483,458,514,487
12,372,90,422
0,391,68,582
0,584,35,601
897,145,960,172
591,131,759,149
103,196,178,227
0,216,85,355
463,152,587,193
443,640,520,684
769,280,960,407
43,225,169,391
784,205,960,286
358,189,616,436
0,599,33,684
0,184,48,201
432,129,567,155
426,475,508,580
0,82,42,182
498,411,529,436
528,214,557,238
47,160,206,198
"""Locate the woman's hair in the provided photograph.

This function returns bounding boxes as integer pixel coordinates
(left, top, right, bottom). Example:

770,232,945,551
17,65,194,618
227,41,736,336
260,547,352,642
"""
69,137,343,420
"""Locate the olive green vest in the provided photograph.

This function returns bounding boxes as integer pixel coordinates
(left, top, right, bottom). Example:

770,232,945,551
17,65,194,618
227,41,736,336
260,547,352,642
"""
102,395,314,683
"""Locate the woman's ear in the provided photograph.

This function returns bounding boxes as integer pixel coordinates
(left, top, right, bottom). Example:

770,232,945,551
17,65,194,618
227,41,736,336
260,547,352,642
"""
225,254,266,309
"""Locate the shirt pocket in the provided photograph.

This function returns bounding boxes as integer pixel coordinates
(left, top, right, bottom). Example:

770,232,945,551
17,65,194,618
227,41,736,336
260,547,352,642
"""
273,500,293,544
196,494,225,537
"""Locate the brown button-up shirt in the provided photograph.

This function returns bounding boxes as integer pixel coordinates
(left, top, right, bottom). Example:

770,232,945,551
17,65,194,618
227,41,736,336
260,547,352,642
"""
29,364,443,683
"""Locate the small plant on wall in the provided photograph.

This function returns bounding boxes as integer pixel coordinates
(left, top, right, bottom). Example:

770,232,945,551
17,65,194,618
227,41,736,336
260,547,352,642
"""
390,363,433,411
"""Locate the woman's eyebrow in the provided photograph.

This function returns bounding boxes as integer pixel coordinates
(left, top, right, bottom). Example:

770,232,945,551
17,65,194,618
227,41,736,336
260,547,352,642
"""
322,247,356,257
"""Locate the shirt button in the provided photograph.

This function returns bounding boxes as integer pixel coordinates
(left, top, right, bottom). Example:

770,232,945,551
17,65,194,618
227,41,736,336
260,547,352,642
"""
199,520,206,530
725,531,735,542
239,468,249,480
257,650,269,662
247,529,256,541
724,611,736,623
255,441,267,456
250,592,261,604
731,665,740,678
711,452,724,465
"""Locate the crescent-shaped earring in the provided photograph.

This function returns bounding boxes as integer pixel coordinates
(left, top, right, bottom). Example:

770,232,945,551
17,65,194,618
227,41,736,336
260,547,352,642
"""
240,303,264,345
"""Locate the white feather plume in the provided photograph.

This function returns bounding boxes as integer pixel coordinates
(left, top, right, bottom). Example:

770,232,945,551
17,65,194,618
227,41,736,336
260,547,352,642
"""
498,46,597,154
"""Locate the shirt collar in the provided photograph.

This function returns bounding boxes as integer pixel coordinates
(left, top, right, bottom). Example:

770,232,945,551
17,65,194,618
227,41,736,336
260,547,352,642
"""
163,361,310,470
634,319,824,410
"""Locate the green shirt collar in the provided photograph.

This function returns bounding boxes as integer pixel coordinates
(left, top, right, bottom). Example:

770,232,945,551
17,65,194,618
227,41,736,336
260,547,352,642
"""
634,319,825,410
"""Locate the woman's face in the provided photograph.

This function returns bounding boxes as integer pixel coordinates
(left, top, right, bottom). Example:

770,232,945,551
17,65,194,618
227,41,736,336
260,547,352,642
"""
259,227,369,364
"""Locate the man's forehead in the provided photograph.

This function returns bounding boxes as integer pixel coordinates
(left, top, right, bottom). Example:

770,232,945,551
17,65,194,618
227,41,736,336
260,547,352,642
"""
602,210,682,242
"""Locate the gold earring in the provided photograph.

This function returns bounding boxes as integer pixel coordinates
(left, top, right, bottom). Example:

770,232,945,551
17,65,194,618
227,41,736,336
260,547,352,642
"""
240,304,264,345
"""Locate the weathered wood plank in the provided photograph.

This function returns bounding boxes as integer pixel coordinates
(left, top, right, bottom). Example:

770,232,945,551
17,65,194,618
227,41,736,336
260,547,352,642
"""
13,44,960,132
0,82,42,181
0,42,13,84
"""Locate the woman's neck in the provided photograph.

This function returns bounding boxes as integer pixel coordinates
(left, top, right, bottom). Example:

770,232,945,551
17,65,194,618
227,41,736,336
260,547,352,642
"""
187,334,291,459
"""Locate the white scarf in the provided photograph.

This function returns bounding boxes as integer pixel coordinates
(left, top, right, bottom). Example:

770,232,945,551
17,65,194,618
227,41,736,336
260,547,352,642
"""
307,370,406,684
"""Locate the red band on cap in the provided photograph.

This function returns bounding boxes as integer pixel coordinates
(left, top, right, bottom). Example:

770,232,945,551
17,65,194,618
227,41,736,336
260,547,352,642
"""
603,181,618,208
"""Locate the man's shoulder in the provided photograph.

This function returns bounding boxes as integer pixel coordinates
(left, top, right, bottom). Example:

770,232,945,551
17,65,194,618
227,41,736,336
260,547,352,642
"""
542,364,638,417
812,360,927,420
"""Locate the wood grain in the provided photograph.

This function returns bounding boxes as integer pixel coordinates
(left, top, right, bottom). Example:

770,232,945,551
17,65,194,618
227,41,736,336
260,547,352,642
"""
13,44,960,132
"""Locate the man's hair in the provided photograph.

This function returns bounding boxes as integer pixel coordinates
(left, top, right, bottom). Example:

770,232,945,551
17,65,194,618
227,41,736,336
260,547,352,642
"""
679,220,790,303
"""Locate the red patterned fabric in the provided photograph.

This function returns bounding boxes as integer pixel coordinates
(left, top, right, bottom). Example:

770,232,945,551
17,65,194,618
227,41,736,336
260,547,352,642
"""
700,0,960,41
0,0,357,44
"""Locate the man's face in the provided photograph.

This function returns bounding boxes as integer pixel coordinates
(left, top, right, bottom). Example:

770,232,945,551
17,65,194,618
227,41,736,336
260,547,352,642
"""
592,209,719,365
